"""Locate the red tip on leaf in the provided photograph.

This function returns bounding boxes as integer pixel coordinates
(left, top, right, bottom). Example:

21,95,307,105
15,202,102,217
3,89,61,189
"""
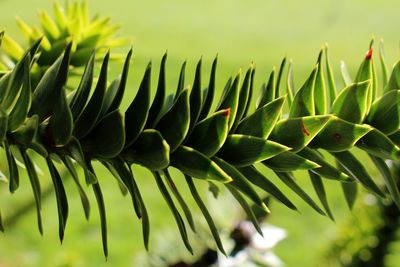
365,48,373,60
222,108,231,117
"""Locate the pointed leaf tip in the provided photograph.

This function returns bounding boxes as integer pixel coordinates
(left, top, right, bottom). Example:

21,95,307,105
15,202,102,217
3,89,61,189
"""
365,48,373,60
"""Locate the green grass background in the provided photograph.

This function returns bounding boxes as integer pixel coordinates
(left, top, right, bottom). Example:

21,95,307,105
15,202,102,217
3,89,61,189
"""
1,0,400,266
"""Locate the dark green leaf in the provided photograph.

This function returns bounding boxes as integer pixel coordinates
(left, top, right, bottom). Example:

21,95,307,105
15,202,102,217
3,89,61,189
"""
49,88,73,146
331,151,385,197
175,61,186,101
218,134,289,167
263,151,320,172
275,171,325,215
289,66,317,118
236,95,285,139
156,89,190,152
30,42,72,121
146,52,167,128
61,156,90,219
226,185,263,236
124,129,169,171
73,51,109,139
153,171,193,254
189,58,203,129
239,166,297,210
124,62,151,147
216,72,240,129
46,157,69,243
199,56,217,120
81,110,125,158
186,109,230,157
164,169,195,232
213,157,267,211
357,128,400,160
366,90,400,135
342,182,358,210
102,49,132,114
4,140,19,193
0,108,7,142
20,149,43,234
370,156,400,208
171,145,232,183
298,147,352,182
7,54,31,132
231,66,252,131
92,180,108,258
256,68,276,109
185,175,226,254
309,172,334,221
69,50,95,119
270,115,331,152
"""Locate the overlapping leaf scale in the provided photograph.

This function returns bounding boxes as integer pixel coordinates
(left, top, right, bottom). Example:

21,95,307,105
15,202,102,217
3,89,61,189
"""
2,38,400,258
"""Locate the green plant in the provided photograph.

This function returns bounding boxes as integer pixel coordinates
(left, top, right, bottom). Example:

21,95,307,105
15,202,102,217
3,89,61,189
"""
0,1,127,82
1,21,400,260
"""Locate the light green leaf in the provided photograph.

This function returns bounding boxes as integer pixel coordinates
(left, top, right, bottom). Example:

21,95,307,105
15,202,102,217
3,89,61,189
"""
314,50,327,114
311,116,372,151
289,66,317,118
236,95,285,139
275,57,287,98
379,40,389,88
270,115,331,152
331,80,371,124
324,45,337,104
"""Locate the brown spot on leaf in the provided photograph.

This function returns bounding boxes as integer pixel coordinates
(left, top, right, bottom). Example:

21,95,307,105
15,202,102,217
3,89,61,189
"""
334,133,341,142
300,121,310,136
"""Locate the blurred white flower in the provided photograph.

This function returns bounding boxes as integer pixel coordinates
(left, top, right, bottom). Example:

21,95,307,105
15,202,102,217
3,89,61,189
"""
218,221,287,267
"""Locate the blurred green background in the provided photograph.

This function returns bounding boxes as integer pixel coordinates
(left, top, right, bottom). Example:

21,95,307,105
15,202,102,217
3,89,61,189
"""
1,0,400,266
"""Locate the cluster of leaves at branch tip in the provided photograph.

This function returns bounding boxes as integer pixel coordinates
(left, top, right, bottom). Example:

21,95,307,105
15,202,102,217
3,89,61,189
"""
2,12,400,258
